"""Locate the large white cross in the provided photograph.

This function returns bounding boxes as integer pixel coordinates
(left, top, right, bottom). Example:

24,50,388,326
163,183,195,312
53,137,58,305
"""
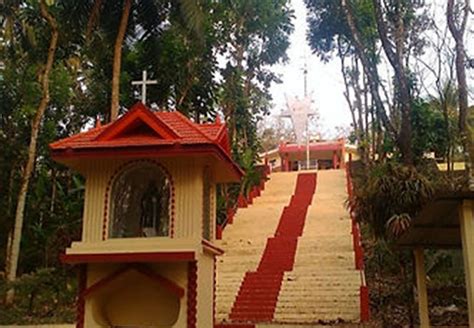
281,95,316,145
131,70,158,104
281,95,317,170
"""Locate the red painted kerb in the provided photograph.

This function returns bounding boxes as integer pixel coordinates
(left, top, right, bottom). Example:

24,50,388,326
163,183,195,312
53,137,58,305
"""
345,161,370,322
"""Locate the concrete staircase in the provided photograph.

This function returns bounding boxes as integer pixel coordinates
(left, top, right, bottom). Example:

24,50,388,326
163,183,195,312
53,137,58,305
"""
216,172,300,323
229,173,317,322
274,170,360,323
216,170,363,325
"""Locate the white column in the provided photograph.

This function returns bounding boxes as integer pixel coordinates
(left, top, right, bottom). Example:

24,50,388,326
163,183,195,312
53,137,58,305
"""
459,199,474,326
414,247,430,328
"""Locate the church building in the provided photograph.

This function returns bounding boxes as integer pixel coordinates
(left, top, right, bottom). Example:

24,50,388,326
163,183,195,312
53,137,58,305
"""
261,139,357,172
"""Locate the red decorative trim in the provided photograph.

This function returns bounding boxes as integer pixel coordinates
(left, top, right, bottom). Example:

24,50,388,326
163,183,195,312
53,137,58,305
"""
132,264,185,298
353,223,364,270
360,285,370,321
211,183,216,240
346,163,370,322
76,264,87,328
187,261,197,328
61,251,195,264
171,180,176,238
226,208,234,225
82,264,185,299
202,239,224,255
203,166,209,242
255,186,261,197
51,144,243,181
83,265,129,297
216,225,223,240
96,102,180,141
102,182,111,240
213,257,216,327
345,165,364,270
278,142,343,153
237,194,247,208
247,192,253,205
216,124,231,154
102,159,175,240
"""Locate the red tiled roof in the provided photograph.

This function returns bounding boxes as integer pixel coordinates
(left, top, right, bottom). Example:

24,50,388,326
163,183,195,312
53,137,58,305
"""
49,102,243,180
199,123,225,140
50,103,230,152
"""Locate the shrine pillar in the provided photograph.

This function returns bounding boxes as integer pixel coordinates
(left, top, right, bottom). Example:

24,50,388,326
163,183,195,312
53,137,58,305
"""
460,199,474,326
414,248,430,327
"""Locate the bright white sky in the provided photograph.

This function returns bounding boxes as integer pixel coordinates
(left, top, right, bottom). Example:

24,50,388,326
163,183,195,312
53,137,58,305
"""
269,0,350,138
269,0,474,138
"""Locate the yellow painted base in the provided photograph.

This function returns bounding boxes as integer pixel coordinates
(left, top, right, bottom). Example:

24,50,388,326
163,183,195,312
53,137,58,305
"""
82,252,215,327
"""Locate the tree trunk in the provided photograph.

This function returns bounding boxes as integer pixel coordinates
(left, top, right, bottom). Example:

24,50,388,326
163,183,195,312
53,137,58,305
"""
442,96,453,176
372,0,414,165
5,0,59,304
447,0,472,188
110,0,132,121
50,168,57,214
337,39,369,167
341,0,396,140
86,0,103,41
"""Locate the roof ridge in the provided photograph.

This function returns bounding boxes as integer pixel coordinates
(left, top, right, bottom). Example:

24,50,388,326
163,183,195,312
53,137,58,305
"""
96,103,181,141
214,123,227,141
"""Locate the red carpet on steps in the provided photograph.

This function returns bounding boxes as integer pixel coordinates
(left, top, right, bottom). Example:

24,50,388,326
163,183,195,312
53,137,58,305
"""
227,173,317,323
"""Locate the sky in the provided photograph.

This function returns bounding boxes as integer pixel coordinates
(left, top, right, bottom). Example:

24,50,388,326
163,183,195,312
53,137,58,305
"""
269,0,474,139
269,0,350,138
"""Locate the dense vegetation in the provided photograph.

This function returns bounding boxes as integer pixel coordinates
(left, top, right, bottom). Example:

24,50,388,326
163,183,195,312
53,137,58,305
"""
0,0,293,323
305,0,472,325
0,0,472,325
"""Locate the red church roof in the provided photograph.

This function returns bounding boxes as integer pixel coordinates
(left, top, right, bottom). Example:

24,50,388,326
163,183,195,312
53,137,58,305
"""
279,141,344,154
50,102,242,180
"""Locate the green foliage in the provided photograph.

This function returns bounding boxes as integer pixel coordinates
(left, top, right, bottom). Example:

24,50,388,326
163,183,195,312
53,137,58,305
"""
350,162,435,239
0,268,76,324
411,99,451,160
0,0,292,296
305,0,378,61
238,148,263,196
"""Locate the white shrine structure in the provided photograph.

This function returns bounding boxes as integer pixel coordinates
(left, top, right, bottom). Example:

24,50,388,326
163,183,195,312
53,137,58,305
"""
50,102,242,327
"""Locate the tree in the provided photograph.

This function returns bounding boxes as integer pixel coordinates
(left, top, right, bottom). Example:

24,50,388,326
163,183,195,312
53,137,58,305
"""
83,0,204,121
0,2,295,316
110,0,132,121
306,0,396,166
372,0,416,165
217,0,293,153
307,0,430,166
414,17,459,173
5,0,59,304
447,0,472,188
258,117,296,151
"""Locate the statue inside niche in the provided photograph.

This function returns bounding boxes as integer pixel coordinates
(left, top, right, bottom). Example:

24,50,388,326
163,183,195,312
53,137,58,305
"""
140,180,161,237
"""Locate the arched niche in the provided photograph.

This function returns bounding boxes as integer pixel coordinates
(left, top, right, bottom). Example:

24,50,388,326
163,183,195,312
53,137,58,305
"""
108,162,171,238
90,266,181,327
